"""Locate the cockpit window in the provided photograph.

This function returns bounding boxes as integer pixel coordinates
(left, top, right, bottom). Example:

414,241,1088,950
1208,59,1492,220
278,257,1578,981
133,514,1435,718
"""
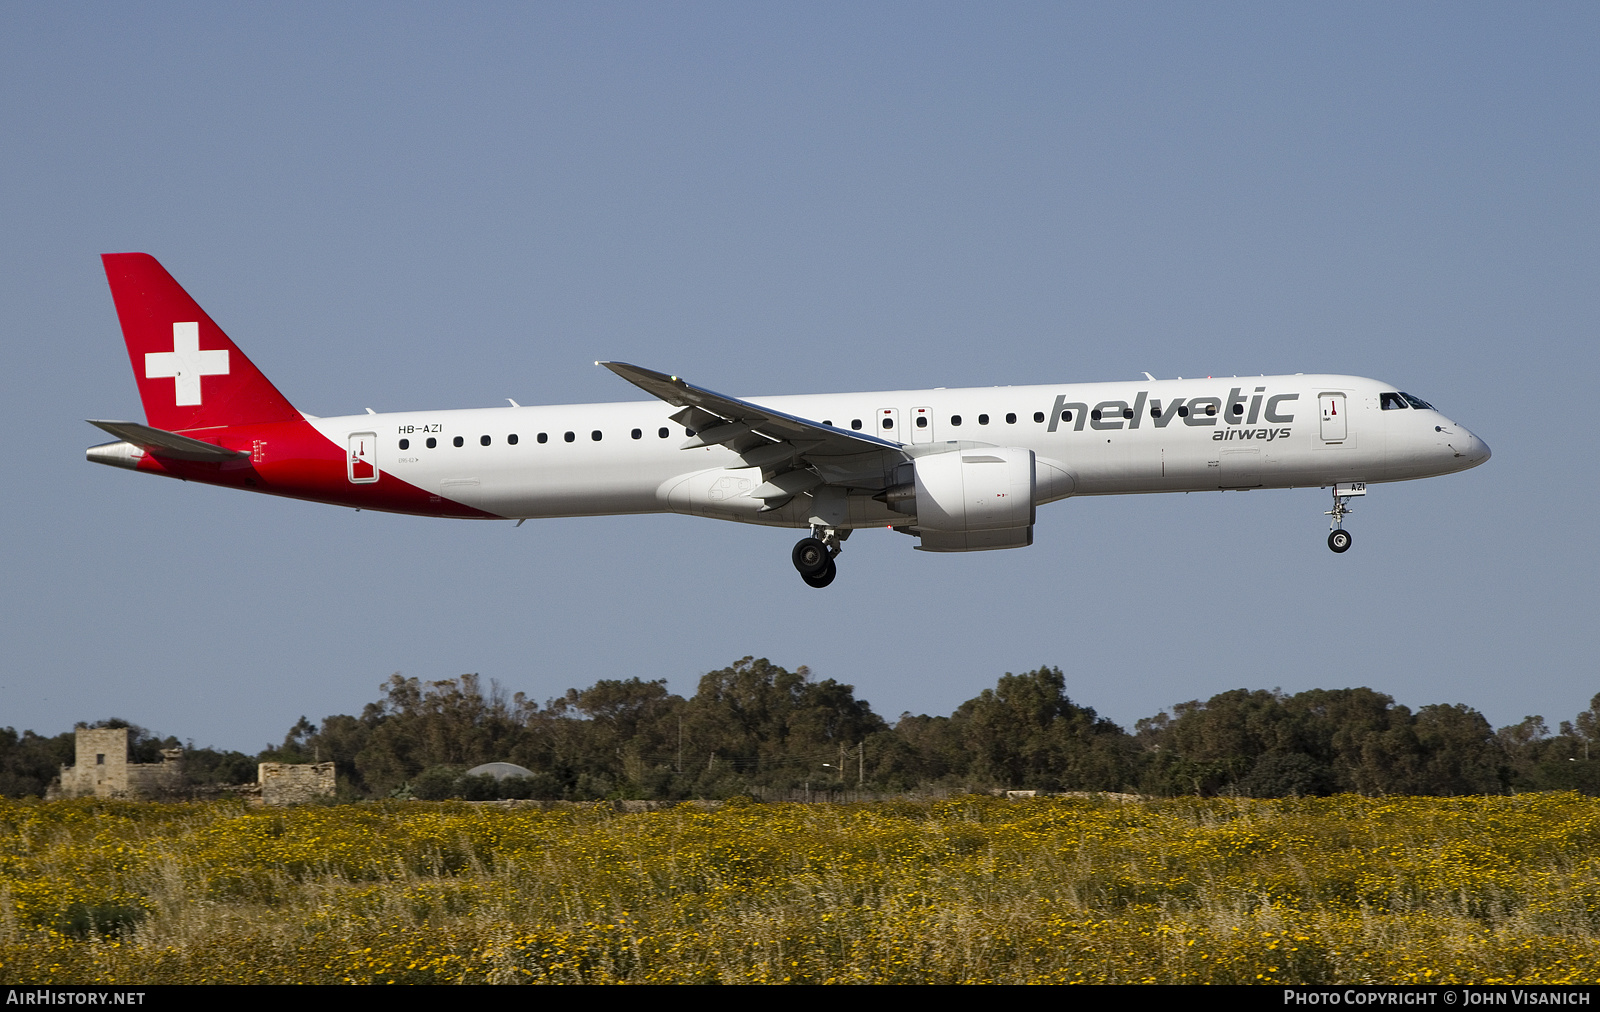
1380,392,1408,410
1400,392,1434,410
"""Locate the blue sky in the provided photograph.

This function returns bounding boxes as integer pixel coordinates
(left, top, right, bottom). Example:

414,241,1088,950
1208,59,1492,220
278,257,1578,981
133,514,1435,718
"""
2,3,1595,753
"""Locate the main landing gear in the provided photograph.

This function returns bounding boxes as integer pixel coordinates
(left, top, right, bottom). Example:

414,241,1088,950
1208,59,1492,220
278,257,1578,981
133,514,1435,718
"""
1324,483,1365,554
792,527,847,588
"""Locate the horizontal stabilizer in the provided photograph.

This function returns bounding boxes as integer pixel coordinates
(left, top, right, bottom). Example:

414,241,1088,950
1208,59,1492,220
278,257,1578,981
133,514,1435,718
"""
86,420,247,461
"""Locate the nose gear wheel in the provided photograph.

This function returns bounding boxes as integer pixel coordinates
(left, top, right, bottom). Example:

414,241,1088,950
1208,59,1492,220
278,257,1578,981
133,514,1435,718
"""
1324,484,1363,553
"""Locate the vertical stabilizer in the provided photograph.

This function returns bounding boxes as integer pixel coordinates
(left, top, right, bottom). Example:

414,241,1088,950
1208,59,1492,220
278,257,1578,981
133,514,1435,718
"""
101,253,300,431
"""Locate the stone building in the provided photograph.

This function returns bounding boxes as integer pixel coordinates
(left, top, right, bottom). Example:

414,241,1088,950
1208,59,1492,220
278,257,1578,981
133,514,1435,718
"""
258,762,336,805
52,726,185,800
50,726,336,804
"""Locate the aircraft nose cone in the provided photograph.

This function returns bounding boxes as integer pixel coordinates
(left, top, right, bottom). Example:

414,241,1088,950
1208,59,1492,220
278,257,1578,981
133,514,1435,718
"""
1445,425,1490,468
1466,431,1490,465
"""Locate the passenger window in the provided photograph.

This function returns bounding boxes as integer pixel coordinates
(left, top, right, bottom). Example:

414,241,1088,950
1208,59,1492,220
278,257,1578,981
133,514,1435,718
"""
1230,403,1244,416
426,437,437,449
1033,411,1044,423
1178,406,1189,417
591,430,602,441
1005,412,1016,424
453,436,464,447
823,420,832,427
1091,409,1102,421
851,419,862,430
1206,404,1217,416
1122,408,1133,420
537,432,548,444
631,428,641,439
916,416,927,428
978,414,989,425
951,415,962,426
1061,411,1072,422
685,428,694,437
507,434,518,445
881,418,893,429
658,427,668,438
399,438,409,450
564,431,575,442
480,435,491,446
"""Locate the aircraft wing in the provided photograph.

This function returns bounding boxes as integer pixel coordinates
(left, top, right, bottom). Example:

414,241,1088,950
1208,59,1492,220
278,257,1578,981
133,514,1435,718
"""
86,419,248,461
599,361,910,509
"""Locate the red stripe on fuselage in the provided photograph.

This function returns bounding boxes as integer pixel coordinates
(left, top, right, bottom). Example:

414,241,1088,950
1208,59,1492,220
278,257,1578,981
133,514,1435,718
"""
133,417,494,518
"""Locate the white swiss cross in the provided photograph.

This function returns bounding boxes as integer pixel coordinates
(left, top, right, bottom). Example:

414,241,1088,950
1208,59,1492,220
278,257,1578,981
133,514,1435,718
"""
145,322,230,406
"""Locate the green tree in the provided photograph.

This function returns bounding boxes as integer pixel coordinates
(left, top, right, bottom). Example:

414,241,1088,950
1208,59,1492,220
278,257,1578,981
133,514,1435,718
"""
0,728,73,797
677,657,887,791
950,667,1134,791
1412,704,1502,794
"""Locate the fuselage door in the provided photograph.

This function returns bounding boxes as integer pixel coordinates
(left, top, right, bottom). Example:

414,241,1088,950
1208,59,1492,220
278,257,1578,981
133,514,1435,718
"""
877,407,900,443
1319,393,1347,442
909,406,934,444
347,432,379,483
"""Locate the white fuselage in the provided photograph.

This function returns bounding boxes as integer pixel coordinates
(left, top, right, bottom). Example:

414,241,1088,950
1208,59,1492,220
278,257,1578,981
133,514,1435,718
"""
307,373,1489,527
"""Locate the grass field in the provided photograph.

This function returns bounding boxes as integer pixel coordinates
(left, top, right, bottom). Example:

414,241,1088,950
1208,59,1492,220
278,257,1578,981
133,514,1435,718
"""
3,794,1600,984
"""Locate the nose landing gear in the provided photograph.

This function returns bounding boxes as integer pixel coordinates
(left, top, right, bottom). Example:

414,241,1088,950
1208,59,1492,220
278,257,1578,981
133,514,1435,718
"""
792,527,847,587
1324,482,1365,553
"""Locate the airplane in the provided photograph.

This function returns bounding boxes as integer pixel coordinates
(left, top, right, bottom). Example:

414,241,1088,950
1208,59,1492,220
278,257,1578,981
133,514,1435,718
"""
87,253,1491,587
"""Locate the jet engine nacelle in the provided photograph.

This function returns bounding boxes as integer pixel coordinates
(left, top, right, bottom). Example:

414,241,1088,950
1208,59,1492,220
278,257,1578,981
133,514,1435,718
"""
909,446,1036,552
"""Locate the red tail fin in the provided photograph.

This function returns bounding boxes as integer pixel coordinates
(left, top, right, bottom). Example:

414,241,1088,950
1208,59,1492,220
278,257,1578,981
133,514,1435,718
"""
101,253,300,431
